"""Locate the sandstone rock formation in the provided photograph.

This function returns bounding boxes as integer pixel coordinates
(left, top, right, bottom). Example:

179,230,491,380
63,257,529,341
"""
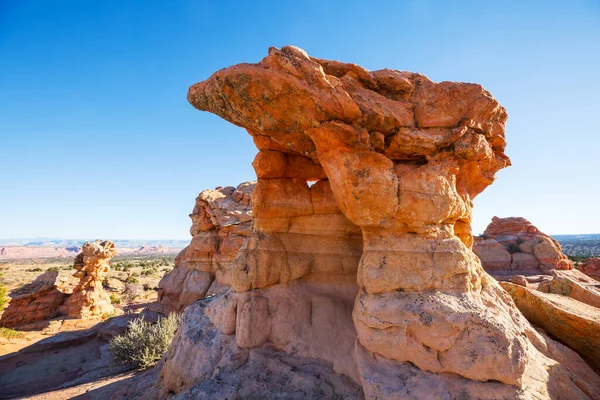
0,271,68,328
58,240,116,319
154,46,600,399
581,257,600,281
152,182,255,314
502,281,600,374
474,217,573,279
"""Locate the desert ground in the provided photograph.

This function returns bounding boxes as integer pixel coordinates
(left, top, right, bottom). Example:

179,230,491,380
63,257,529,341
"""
0,252,176,355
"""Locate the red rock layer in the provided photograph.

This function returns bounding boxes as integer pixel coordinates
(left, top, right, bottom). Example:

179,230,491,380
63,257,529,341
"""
0,271,67,328
153,182,255,313
474,217,573,279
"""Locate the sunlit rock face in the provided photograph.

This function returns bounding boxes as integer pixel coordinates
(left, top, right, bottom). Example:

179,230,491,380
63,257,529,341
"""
474,217,575,278
58,240,116,319
1,241,117,327
581,258,600,281
0,271,68,328
157,46,600,399
152,182,255,314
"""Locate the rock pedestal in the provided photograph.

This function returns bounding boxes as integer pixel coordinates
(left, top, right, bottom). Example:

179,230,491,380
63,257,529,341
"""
59,240,116,319
156,46,600,399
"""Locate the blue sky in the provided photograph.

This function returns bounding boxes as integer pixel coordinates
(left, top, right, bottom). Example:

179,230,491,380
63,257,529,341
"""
1,0,599,239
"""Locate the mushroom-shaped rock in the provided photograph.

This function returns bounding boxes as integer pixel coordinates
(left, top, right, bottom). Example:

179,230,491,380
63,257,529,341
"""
155,46,600,399
58,240,116,319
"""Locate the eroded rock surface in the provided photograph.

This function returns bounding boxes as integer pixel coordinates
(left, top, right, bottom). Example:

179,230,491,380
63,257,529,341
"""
502,282,600,374
152,182,255,314
473,217,578,282
0,271,68,328
581,258,600,281
59,240,117,319
154,46,600,399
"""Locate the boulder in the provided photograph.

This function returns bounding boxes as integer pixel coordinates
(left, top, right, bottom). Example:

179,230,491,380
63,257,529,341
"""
581,258,600,281
0,271,67,328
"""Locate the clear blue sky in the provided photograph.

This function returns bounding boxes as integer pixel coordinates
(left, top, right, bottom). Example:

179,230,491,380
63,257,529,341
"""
1,0,599,240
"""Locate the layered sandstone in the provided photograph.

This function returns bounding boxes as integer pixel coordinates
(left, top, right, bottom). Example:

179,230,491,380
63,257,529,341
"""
0,271,68,328
473,217,575,281
581,258,600,281
155,46,600,399
58,240,116,319
1,241,118,327
153,182,255,314
502,282,600,373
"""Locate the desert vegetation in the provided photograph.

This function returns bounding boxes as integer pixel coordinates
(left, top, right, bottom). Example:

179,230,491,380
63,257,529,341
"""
0,254,176,320
109,313,181,369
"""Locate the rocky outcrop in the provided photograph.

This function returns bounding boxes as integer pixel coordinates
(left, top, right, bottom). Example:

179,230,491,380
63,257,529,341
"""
154,46,600,399
1,241,118,327
502,282,600,374
581,258,600,281
474,217,574,279
0,311,160,399
58,240,116,319
152,182,255,314
0,271,68,328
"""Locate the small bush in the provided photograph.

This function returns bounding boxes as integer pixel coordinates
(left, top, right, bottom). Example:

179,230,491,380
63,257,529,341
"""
125,276,138,284
0,327,25,340
109,313,181,369
0,284,7,310
47,267,59,272
506,242,521,254
122,283,142,304
27,267,43,272
110,294,121,305
101,310,118,320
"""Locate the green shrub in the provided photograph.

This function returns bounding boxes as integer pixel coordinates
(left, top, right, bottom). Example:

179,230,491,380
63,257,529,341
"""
47,267,59,272
125,276,138,284
121,283,142,304
109,313,181,369
0,327,25,339
110,294,121,305
27,267,43,272
0,283,7,310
